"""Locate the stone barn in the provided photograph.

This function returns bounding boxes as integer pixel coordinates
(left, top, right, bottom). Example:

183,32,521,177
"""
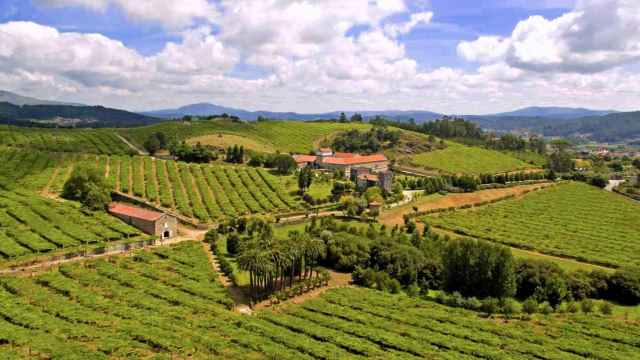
109,203,178,239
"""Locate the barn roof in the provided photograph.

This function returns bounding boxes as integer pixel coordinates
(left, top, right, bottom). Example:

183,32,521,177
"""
293,154,318,163
109,203,165,222
321,153,387,165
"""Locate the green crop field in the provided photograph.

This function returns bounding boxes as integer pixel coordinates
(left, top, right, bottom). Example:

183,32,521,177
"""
1,243,638,359
424,182,640,268
408,141,537,175
0,149,301,223
0,189,143,265
120,118,371,154
0,125,131,155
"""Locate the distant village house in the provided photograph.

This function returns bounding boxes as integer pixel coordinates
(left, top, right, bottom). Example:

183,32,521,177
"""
109,203,178,239
293,148,393,192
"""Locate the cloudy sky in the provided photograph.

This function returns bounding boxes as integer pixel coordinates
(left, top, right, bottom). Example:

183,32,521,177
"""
0,0,638,114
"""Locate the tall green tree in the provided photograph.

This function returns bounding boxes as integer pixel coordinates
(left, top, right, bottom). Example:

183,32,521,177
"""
442,239,516,299
62,164,111,210
298,165,314,193
273,154,297,175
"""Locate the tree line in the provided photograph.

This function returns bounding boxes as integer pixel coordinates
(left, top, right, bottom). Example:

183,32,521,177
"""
331,126,400,154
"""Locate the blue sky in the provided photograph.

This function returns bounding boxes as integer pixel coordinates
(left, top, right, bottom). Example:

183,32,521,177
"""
0,0,637,113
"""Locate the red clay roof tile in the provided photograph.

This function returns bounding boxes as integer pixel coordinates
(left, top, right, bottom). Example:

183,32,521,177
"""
109,203,164,222
321,153,387,165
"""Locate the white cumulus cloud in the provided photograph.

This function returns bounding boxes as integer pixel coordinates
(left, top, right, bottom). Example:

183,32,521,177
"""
457,0,640,73
38,0,218,29
384,11,433,37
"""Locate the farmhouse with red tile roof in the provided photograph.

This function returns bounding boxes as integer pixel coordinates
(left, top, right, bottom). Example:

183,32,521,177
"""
109,203,178,239
293,148,393,192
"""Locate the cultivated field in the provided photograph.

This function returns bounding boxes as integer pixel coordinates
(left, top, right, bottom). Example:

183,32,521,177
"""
1,243,637,359
425,182,640,267
408,141,537,175
0,190,143,264
0,125,131,155
186,133,275,152
0,149,300,223
120,119,371,153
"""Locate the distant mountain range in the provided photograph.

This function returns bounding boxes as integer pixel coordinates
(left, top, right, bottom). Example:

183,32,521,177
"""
145,102,617,123
143,103,444,123
1,90,637,142
0,90,83,107
0,91,159,127
486,106,616,119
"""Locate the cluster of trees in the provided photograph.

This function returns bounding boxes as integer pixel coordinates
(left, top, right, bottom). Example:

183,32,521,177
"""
315,216,640,309
478,171,548,185
62,164,111,210
331,126,400,153
486,134,547,154
297,165,314,193
564,172,609,188
214,215,640,311
442,239,516,299
169,142,217,163
515,259,640,307
398,172,548,195
225,145,245,164
247,153,297,174
337,112,364,123
421,117,484,139
549,140,574,173
215,218,326,301
142,132,169,155
369,116,482,140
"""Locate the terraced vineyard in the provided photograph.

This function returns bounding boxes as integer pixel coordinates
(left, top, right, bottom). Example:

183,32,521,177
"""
120,118,371,153
0,189,143,265
1,244,637,359
0,125,131,155
408,141,537,175
0,149,300,223
424,182,640,267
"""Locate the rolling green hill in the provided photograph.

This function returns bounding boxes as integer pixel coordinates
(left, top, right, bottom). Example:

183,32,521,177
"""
406,141,538,175
0,125,133,155
120,119,371,154
424,182,640,268
0,149,301,223
0,102,160,128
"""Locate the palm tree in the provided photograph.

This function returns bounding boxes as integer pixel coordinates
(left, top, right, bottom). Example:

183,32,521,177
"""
301,235,326,279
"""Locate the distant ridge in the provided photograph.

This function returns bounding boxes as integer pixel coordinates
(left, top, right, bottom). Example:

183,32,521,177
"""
0,90,83,107
0,90,161,128
488,106,616,119
143,102,442,122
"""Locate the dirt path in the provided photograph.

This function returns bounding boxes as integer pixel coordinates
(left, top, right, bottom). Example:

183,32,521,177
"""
151,158,160,206
253,271,352,311
114,158,121,192
116,134,147,155
200,242,253,314
104,156,110,179
379,183,554,227
127,160,133,196
41,167,60,197
278,210,343,224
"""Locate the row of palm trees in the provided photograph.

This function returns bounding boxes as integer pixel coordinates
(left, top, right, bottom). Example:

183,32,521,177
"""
236,229,326,301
